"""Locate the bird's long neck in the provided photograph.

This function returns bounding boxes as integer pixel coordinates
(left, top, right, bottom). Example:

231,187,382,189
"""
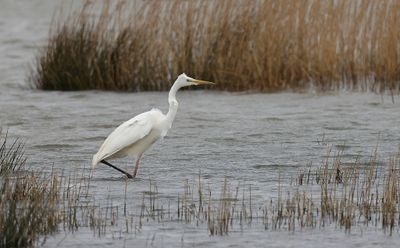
165,82,180,127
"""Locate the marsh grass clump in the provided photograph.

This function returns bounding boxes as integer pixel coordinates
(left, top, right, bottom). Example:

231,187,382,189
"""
0,131,117,246
31,1,172,91
0,131,60,247
0,129,26,174
32,0,400,92
0,172,61,247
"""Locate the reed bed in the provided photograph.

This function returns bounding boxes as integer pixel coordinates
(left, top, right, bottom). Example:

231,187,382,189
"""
31,0,400,92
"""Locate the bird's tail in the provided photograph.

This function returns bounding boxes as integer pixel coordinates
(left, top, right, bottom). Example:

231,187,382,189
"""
92,154,99,169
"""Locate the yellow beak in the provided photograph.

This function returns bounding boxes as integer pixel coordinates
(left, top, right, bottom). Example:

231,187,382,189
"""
189,78,215,85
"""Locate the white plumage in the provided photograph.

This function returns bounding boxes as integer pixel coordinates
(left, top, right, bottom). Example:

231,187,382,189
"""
92,109,164,166
92,73,213,178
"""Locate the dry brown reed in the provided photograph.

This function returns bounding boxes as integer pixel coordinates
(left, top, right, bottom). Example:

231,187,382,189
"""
138,149,399,236
288,149,400,234
0,171,61,247
175,176,249,236
32,0,400,92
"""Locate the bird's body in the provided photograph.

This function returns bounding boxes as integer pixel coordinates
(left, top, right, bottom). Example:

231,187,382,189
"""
92,109,165,165
92,73,213,178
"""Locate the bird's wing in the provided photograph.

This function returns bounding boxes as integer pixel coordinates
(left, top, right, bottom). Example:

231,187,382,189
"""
92,111,157,167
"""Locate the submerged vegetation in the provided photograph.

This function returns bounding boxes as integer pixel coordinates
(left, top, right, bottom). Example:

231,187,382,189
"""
32,0,400,92
1,127,399,247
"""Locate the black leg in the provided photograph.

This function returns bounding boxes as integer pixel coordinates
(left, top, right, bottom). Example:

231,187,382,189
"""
100,160,133,179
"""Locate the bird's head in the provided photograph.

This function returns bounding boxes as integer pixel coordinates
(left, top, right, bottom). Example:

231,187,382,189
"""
176,73,214,87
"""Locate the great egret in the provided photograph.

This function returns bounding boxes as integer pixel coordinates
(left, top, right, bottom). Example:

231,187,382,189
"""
92,73,214,178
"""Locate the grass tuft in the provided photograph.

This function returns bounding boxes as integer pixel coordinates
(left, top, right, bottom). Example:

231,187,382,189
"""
0,131,59,247
0,129,26,174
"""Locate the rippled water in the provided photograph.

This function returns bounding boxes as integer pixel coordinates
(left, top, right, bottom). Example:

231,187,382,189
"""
1,1,400,247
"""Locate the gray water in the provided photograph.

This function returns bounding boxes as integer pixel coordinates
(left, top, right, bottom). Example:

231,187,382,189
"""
1,1,400,247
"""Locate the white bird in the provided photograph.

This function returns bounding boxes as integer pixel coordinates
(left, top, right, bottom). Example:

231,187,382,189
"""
92,73,214,178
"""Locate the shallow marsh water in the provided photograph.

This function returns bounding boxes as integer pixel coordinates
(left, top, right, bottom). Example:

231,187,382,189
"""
1,0,400,247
